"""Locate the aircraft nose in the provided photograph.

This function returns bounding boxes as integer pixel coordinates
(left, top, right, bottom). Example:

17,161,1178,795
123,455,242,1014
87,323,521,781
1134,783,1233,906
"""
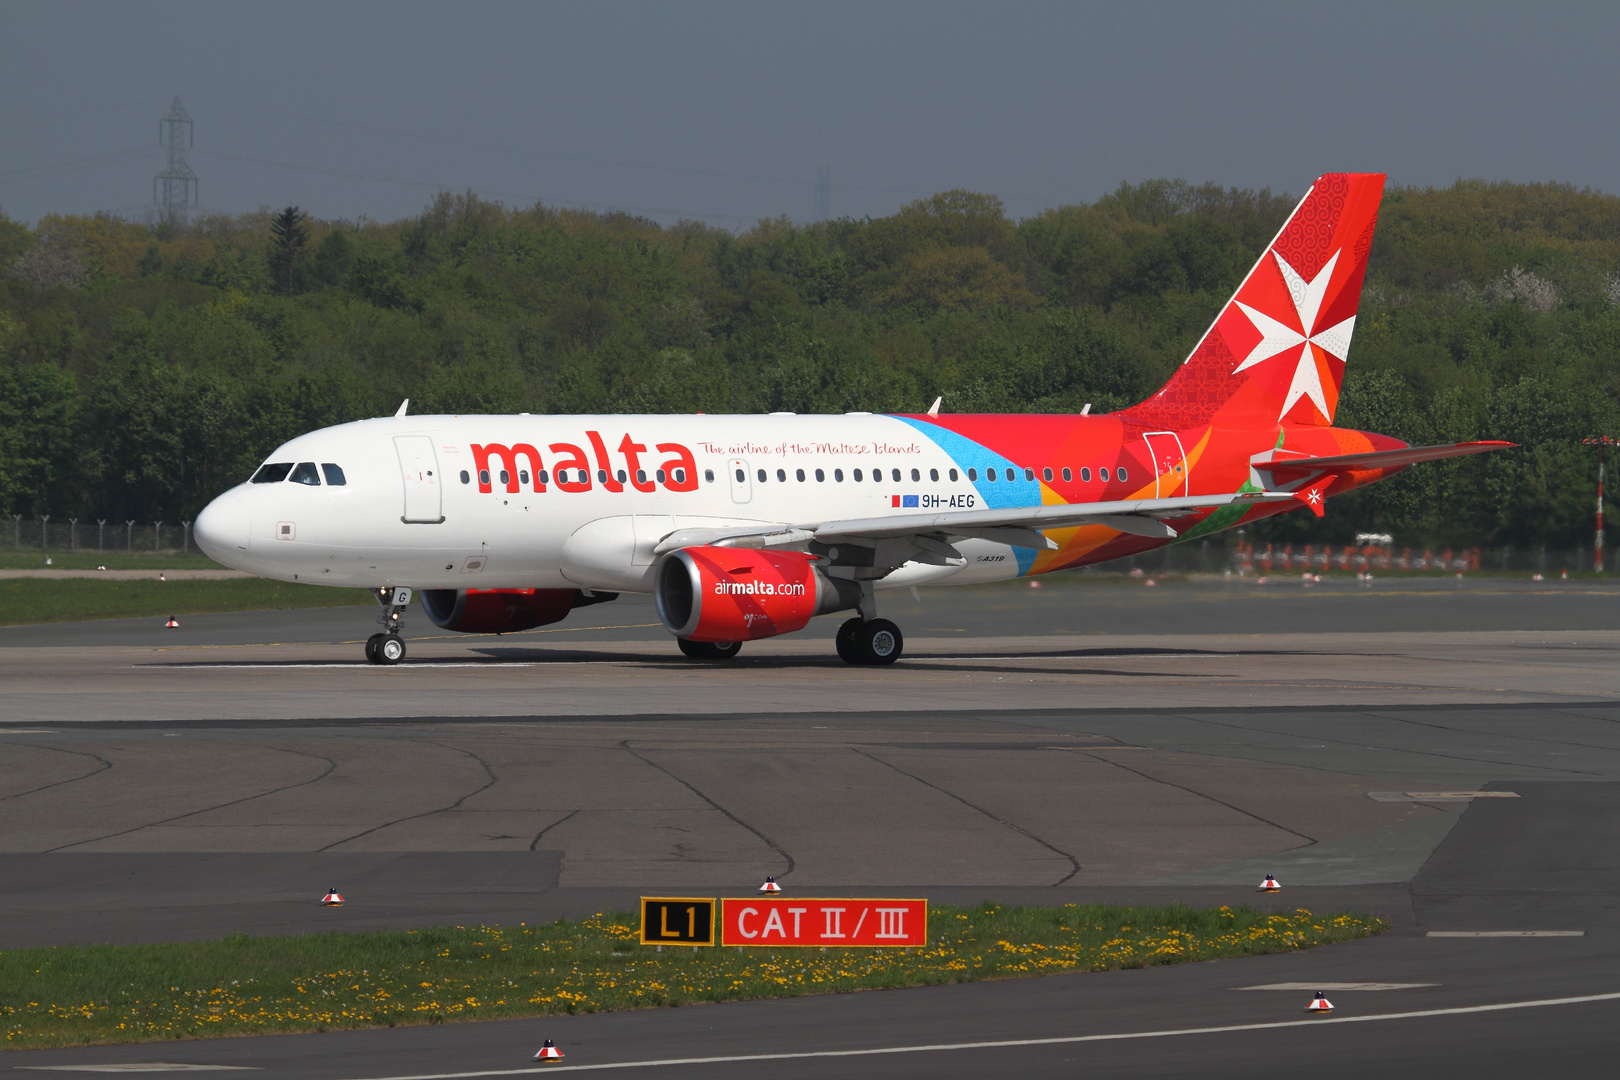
194,494,250,561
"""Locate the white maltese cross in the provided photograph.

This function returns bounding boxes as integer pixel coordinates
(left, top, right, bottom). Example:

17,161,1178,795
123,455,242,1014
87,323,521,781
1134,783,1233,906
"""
1233,250,1356,421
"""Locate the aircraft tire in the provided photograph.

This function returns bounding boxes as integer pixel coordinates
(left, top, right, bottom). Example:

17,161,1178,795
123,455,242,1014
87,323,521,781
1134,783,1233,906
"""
377,635,407,665
835,618,864,665
364,634,385,664
678,638,742,660
857,619,903,666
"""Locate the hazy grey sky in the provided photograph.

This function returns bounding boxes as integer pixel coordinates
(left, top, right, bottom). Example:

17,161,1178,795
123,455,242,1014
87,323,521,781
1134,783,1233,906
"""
2,1,1617,227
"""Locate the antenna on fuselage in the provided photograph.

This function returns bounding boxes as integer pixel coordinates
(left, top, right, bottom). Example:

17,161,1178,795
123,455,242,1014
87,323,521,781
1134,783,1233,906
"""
1081,403,1092,415
927,397,941,417
395,399,409,418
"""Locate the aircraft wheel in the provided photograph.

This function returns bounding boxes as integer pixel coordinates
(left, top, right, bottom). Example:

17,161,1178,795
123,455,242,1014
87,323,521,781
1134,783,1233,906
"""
364,633,385,664
678,638,742,660
377,635,407,665
835,617,864,665
857,619,903,666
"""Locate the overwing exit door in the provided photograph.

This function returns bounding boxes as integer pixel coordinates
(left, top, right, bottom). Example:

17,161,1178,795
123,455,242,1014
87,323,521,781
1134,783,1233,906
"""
395,435,445,523
1142,432,1188,498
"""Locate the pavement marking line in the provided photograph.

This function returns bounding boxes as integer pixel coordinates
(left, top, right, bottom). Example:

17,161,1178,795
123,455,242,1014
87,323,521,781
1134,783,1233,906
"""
327,989,1620,1079
1426,931,1584,937
1234,982,1438,991
20,1065,259,1072
1368,791,1520,802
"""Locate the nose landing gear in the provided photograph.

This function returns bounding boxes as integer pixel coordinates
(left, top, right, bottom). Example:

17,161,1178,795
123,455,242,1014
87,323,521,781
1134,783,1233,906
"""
367,586,412,665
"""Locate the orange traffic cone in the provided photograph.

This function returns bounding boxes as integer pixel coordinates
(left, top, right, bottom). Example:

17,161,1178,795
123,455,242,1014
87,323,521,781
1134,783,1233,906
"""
1306,991,1334,1013
759,877,782,894
164,616,179,629
1259,874,1280,892
533,1040,564,1060
321,888,344,907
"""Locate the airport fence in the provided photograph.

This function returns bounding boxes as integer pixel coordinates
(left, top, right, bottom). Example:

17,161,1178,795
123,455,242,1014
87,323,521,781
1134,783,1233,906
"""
1101,539,1607,577
7,516,193,555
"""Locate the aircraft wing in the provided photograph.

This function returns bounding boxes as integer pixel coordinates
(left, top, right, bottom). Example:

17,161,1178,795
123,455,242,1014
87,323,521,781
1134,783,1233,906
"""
1255,440,1516,478
652,490,1292,560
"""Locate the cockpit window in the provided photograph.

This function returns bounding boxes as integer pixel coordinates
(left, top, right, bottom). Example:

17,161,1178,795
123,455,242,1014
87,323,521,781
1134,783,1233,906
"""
288,462,322,486
321,463,347,486
250,462,294,484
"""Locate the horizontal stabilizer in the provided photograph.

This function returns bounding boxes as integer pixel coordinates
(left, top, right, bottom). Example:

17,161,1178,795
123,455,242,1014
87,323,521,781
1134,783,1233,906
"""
1257,440,1515,478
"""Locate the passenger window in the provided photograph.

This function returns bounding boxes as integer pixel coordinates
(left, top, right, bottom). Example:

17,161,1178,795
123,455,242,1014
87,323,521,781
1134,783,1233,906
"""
321,463,347,486
987,468,998,481
617,469,627,483
500,470,511,486
671,468,684,484
519,470,529,485
1043,468,1053,482
459,470,470,485
776,468,787,482
1080,467,1090,482
910,468,920,482
967,468,978,481
853,469,863,481
815,468,825,482
479,469,491,486
949,468,958,481
1117,466,1128,482
1025,468,1035,481
637,469,648,485
835,469,844,482
796,468,806,482
1100,467,1110,482
734,468,744,482
929,468,938,482
1062,468,1072,482
757,469,767,483
538,470,550,485
250,462,294,484
288,462,321,486
891,468,901,482
705,469,715,483
656,469,667,483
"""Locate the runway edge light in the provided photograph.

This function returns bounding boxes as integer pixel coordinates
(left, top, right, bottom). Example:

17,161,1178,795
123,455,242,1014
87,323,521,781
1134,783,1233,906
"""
1306,992,1334,1013
759,876,782,893
1260,874,1281,892
533,1040,564,1060
321,887,344,907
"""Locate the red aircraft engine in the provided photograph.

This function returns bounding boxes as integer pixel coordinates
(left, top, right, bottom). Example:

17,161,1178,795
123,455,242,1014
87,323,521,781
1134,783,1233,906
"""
655,547,860,642
420,588,612,633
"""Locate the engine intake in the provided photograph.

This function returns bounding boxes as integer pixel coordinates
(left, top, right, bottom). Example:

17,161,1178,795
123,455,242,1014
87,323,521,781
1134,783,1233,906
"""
419,588,615,633
655,547,860,642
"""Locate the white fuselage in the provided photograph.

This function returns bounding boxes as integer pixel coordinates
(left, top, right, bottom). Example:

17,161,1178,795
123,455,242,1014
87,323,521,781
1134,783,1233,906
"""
193,413,1039,593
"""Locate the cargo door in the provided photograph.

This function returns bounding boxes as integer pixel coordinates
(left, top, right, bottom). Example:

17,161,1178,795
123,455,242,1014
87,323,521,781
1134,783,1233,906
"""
1142,431,1188,498
395,435,445,523
728,458,752,504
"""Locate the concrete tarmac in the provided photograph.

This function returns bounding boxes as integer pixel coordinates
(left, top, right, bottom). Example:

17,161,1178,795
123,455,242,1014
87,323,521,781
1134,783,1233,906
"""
3,576,1619,1076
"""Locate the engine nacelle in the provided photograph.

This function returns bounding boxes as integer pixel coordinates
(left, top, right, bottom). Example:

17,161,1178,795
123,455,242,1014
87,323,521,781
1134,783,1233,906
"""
420,588,614,633
655,547,860,642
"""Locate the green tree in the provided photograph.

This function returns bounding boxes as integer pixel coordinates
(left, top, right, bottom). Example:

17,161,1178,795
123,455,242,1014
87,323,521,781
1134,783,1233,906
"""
267,206,309,297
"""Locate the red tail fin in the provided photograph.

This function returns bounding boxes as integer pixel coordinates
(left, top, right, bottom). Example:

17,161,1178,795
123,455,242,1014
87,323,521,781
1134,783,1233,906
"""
1123,173,1386,431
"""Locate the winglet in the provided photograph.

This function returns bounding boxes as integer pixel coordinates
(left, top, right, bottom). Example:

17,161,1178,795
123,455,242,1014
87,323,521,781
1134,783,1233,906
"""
395,399,409,418
927,397,942,417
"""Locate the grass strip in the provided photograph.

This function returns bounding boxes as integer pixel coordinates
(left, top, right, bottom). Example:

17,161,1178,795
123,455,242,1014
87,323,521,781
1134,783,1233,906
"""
0,903,1385,1049
0,553,229,571
0,579,370,627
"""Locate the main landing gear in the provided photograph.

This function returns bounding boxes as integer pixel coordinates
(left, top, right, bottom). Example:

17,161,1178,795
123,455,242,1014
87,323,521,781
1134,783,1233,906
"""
836,616,904,665
366,586,412,665
677,639,742,660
